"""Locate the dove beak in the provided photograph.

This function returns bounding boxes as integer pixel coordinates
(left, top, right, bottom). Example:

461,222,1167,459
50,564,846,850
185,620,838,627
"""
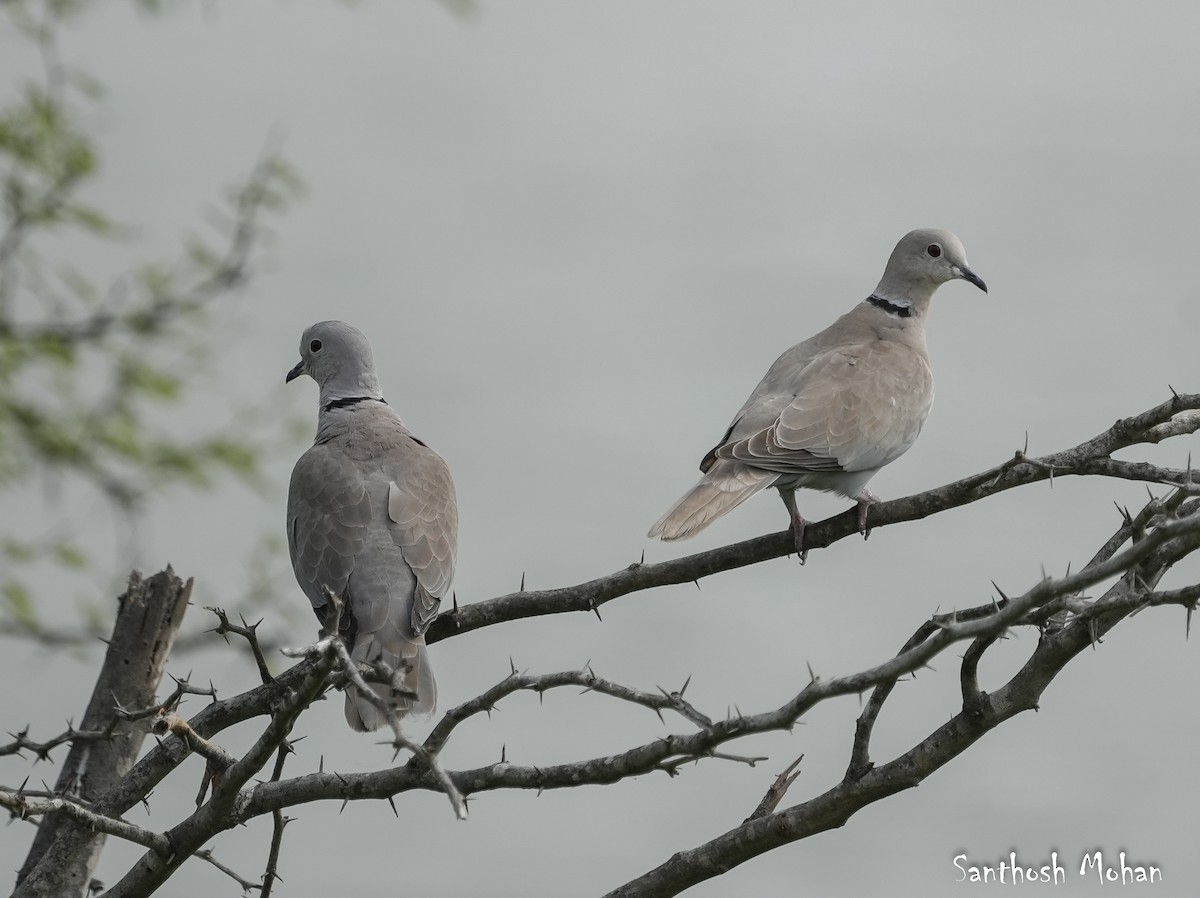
285,359,305,383
954,265,988,294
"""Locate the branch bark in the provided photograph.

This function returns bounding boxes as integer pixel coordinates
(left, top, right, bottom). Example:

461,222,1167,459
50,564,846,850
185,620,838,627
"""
5,394,1197,898
13,569,191,898
602,499,1200,897
427,392,1200,642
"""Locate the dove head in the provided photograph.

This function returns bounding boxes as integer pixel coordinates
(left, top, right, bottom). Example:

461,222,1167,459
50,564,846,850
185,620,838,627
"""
286,320,384,404
873,228,987,308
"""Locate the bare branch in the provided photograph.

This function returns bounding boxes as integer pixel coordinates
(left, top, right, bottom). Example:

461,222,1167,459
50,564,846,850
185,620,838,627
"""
603,500,1200,898
205,606,274,685
1,789,170,856
14,570,190,897
428,392,1200,643
259,742,295,898
193,849,262,896
745,755,803,822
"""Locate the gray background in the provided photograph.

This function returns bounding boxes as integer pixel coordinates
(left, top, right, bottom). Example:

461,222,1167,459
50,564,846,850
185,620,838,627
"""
3,2,1199,895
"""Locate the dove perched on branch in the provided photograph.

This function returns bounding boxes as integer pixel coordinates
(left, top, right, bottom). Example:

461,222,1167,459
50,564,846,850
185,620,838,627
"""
649,228,987,561
286,321,457,730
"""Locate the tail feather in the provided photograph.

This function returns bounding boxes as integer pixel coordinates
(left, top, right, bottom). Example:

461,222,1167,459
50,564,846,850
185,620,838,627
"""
648,464,778,541
345,636,436,732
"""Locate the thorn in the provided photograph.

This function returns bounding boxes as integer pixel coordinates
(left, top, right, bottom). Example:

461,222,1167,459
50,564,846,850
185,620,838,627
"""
509,656,517,676
1023,431,1029,454
654,707,665,725
1169,383,1180,401
806,661,817,684
519,571,526,592
452,592,459,615
640,549,645,564
693,580,701,591
679,674,691,696
387,796,398,817
990,580,1010,602
500,744,507,763
591,602,603,622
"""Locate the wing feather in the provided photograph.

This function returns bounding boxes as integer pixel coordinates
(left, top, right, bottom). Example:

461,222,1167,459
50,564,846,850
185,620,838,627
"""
716,342,933,476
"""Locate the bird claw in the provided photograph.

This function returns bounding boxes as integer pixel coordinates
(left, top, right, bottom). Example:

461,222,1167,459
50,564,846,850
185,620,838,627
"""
856,490,879,539
791,516,808,564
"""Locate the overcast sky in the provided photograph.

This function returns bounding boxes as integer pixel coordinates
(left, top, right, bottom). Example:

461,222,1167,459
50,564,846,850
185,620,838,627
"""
3,2,1199,896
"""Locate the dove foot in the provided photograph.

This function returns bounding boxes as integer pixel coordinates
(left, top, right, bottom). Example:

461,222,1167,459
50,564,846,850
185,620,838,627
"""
779,488,809,564
856,490,880,539
791,517,808,564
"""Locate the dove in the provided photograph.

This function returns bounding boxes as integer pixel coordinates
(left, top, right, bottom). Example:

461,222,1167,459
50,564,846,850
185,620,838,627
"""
286,321,457,730
648,228,986,561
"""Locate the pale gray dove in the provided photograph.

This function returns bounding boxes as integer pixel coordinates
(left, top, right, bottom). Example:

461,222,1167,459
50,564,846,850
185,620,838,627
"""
648,228,986,560
286,321,457,730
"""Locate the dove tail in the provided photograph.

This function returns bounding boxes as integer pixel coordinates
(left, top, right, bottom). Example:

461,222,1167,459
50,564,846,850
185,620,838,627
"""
344,637,437,732
647,464,778,541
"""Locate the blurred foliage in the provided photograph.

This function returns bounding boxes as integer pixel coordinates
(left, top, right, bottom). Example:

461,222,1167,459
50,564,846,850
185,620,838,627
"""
0,0,303,640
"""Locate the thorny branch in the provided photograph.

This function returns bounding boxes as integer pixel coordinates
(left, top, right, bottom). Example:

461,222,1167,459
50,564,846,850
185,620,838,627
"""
258,743,295,898
427,392,1200,642
604,495,1200,898
3,393,1199,897
0,789,170,855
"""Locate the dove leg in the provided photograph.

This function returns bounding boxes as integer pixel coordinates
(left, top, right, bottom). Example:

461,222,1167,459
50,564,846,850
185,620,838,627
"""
855,489,881,539
778,488,809,564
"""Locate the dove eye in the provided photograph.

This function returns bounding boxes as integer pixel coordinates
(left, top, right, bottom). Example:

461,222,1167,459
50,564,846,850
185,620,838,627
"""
309,339,323,353
926,244,942,258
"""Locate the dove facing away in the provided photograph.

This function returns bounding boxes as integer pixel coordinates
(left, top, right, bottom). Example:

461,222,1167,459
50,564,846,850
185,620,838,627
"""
648,228,986,561
286,321,457,731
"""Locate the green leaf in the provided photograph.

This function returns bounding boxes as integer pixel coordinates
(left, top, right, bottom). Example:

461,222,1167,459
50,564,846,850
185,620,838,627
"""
51,541,88,569
2,580,35,627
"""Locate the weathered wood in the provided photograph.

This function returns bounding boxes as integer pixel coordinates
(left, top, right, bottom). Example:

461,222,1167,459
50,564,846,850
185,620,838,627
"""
14,568,191,898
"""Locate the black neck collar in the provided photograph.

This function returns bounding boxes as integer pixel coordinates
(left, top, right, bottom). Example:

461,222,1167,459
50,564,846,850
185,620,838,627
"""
866,293,913,318
323,396,387,413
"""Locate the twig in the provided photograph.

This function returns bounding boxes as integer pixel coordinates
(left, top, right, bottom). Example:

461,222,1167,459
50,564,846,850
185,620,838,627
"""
326,637,467,821
0,789,170,855
194,849,262,895
259,743,295,898
745,755,804,822
425,667,712,758
205,607,274,685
